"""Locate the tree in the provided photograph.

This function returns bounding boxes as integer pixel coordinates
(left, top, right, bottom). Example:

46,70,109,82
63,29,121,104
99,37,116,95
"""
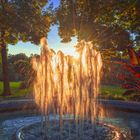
56,0,140,54
8,53,30,81
8,53,29,63
14,59,33,88
0,0,51,96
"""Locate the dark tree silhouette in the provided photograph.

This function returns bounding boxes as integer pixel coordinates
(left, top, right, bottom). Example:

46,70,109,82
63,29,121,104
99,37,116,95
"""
56,0,140,53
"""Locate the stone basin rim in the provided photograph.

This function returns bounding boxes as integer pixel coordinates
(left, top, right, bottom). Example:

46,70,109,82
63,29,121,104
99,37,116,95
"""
1,99,140,113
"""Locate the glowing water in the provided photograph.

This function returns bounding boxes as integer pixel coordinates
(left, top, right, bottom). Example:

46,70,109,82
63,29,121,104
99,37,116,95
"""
32,38,102,139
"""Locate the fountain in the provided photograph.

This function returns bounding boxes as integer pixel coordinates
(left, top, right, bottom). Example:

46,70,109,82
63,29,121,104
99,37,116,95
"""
32,38,102,139
12,38,129,140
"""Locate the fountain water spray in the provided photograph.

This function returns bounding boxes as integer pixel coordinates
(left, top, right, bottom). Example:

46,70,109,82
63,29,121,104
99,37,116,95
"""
32,38,102,139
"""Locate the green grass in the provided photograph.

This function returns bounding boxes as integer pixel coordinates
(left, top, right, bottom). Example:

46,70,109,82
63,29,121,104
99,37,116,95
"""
0,81,127,100
100,85,127,100
0,81,31,98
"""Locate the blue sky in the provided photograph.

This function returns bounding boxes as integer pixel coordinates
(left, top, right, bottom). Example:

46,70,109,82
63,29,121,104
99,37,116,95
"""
8,0,77,56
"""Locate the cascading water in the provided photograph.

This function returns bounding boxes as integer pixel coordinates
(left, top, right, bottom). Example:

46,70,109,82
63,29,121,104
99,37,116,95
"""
32,38,102,139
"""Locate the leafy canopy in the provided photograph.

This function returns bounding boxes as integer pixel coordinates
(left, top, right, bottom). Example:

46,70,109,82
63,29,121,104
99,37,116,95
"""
56,0,140,52
0,0,51,45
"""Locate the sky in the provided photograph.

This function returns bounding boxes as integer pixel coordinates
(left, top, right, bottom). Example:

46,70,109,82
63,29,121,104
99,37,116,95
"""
8,0,77,56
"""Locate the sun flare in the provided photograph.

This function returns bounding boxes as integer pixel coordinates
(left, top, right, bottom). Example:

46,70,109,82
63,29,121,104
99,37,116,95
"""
59,46,80,59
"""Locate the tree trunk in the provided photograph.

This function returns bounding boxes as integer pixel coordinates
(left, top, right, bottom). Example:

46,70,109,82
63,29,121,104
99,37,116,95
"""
0,32,11,96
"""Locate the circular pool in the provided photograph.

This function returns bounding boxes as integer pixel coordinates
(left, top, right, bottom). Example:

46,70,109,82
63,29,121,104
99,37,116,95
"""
0,99,140,140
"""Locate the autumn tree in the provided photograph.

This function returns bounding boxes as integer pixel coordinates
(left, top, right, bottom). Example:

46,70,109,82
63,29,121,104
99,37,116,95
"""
0,0,51,96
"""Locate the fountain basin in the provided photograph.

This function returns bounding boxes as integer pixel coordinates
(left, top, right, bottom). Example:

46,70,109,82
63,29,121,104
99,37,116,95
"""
16,119,126,140
1,99,140,140
1,99,140,113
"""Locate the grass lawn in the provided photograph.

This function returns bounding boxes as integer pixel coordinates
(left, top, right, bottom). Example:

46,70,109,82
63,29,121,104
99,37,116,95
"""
100,85,127,100
0,81,31,98
0,81,127,100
